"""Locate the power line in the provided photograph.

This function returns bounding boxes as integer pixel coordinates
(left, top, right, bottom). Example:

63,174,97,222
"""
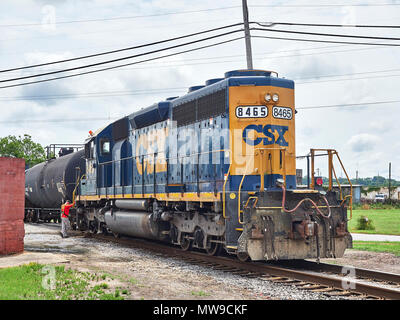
0,117,116,124
0,23,243,73
1,43,372,75
256,21,400,28
0,6,242,28
252,26,400,41
297,99,400,110
252,34,400,46
2,99,399,125
0,29,243,84
251,3,400,8
2,67,400,102
0,36,244,89
0,88,187,101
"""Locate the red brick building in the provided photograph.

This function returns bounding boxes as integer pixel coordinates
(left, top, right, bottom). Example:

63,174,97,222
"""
0,157,25,255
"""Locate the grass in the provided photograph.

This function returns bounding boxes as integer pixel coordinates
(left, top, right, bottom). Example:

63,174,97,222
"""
191,290,209,297
0,263,126,300
348,209,400,235
352,241,400,257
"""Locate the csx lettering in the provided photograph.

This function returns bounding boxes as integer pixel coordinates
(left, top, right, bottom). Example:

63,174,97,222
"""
242,124,289,146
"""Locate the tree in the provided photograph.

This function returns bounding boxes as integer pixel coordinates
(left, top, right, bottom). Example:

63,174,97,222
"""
0,134,46,167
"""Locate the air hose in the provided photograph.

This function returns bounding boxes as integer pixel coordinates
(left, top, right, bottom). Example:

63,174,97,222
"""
280,185,331,218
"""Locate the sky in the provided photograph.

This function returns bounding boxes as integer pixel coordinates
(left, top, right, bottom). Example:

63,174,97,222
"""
0,0,399,180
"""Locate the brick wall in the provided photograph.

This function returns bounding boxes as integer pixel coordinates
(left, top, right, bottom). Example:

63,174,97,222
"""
0,157,25,255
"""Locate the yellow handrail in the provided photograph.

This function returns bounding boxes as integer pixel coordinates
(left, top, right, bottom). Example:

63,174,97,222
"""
238,160,252,224
309,149,353,220
222,163,232,219
72,174,86,204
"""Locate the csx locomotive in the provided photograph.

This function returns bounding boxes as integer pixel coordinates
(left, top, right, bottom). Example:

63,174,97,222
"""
49,69,354,261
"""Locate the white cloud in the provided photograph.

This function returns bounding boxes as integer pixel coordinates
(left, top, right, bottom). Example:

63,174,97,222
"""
347,133,381,153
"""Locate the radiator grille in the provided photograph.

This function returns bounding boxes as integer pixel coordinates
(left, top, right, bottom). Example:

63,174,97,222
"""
173,89,226,126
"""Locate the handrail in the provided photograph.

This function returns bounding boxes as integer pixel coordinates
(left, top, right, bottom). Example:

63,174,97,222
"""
309,149,353,220
73,174,86,203
238,160,252,225
222,163,232,219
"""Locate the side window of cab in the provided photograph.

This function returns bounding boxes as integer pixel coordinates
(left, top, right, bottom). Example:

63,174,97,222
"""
100,139,110,155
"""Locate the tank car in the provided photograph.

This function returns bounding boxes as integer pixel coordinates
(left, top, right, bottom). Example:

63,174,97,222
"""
25,149,85,222
73,69,353,261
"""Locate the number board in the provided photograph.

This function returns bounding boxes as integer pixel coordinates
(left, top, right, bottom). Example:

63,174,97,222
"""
236,106,268,118
272,106,292,120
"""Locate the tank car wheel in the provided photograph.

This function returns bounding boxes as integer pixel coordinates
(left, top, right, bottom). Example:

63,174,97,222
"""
237,252,250,262
205,242,221,256
180,236,192,251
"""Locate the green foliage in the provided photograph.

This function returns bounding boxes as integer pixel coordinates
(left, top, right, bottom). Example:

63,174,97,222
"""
302,175,400,188
356,216,375,230
0,134,46,167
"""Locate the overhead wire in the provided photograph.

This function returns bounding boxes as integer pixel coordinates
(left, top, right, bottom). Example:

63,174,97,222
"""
0,6,242,28
256,21,400,28
251,26,400,41
2,99,399,125
252,34,400,46
0,30,244,84
0,36,244,89
0,23,243,73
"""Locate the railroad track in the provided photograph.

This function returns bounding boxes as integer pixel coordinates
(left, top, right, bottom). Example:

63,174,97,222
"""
84,232,400,300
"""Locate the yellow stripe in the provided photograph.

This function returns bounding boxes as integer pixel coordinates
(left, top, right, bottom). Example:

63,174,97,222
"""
78,192,221,202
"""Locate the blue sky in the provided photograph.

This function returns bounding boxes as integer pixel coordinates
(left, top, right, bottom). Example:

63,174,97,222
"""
0,0,399,180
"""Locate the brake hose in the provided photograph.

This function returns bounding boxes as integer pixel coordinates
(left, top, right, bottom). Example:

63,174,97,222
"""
281,185,331,218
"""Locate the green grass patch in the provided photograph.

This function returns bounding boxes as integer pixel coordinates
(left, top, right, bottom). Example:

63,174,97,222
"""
191,290,209,297
0,263,125,300
348,209,400,235
352,241,400,256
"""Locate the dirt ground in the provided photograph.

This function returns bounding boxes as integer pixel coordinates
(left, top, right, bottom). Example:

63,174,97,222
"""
321,250,400,275
1,223,399,300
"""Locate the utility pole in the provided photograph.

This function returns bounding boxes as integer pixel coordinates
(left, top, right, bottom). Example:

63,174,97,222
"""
242,0,253,69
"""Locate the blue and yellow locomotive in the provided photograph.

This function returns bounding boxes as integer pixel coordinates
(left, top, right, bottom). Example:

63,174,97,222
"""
75,69,352,261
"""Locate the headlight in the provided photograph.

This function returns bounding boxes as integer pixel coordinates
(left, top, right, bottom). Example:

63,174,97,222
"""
272,93,279,102
265,93,271,102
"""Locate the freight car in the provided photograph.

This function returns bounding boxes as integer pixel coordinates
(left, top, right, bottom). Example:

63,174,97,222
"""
25,148,85,223
61,69,352,261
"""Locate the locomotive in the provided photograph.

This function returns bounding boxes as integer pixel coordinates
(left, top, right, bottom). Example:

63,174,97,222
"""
32,69,354,261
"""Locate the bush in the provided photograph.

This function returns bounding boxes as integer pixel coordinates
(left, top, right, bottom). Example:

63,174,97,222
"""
356,216,375,230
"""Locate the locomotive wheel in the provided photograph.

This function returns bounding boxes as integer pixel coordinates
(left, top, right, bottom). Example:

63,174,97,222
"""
205,242,221,256
237,252,250,262
180,236,192,251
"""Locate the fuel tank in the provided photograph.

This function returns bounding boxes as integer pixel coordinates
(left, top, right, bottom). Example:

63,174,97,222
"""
104,210,159,239
25,150,85,208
